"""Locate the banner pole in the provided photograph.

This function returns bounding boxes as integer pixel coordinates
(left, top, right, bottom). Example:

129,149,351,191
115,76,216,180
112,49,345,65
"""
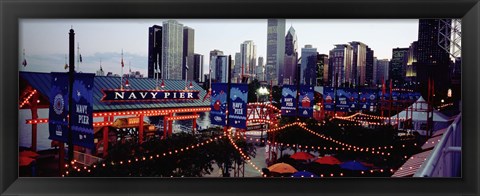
67,28,75,163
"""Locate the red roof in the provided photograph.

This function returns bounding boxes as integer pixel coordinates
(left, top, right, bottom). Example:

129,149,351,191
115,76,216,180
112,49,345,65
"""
392,150,432,177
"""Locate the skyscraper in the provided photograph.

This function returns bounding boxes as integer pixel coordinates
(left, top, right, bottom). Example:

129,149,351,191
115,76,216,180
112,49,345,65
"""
240,40,257,77
318,54,329,86
415,19,452,98
300,45,317,85
148,25,162,79
266,19,286,85
162,20,184,80
212,55,229,83
193,54,203,83
389,47,409,85
329,44,353,87
349,41,367,86
183,26,195,80
406,41,418,82
376,59,390,85
209,49,224,82
256,56,264,81
284,26,298,85
365,46,374,86
234,52,241,80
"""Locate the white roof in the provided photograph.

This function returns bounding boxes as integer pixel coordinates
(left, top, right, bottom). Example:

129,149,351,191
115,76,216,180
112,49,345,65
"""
390,96,450,122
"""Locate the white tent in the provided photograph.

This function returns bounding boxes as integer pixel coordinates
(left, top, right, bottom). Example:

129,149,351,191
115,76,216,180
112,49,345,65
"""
388,96,452,135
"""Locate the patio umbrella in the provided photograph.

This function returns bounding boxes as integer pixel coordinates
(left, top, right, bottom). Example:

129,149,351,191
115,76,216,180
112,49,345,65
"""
314,156,342,165
291,171,318,178
20,150,39,158
268,162,298,174
360,161,375,168
19,156,35,167
290,152,315,161
340,161,369,171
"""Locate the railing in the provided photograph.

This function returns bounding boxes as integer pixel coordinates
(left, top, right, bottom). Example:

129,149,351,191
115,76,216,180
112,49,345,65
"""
414,114,462,177
74,151,103,166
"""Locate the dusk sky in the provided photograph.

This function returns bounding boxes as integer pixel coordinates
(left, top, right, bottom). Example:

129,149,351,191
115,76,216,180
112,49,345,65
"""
19,19,419,76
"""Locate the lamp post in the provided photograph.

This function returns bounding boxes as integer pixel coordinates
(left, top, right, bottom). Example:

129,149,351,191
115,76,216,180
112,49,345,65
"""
256,86,269,145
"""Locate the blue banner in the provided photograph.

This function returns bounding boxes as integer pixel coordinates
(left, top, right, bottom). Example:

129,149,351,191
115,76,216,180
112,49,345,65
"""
336,88,349,112
358,90,377,111
71,73,95,149
346,88,358,111
298,85,314,117
323,87,335,111
281,85,297,116
49,72,69,143
210,83,228,126
228,84,248,129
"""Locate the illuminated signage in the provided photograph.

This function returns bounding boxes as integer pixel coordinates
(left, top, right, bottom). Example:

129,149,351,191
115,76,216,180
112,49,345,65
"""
101,89,200,102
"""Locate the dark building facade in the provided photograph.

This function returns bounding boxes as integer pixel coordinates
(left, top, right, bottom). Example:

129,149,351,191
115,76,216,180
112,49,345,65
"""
193,54,203,83
317,54,329,86
284,26,298,85
183,27,195,80
415,19,452,98
389,47,409,86
148,25,162,79
365,46,374,86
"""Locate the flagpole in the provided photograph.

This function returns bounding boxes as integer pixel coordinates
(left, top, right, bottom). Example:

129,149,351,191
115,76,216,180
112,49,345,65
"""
67,28,75,163
120,49,124,90
185,59,189,90
77,42,80,70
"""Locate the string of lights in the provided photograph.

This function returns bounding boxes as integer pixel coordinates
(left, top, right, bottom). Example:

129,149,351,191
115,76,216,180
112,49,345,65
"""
19,89,37,108
63,134,225,177
226,129,265,177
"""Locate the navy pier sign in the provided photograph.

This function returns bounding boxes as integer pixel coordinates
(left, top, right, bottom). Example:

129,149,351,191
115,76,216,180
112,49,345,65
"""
101,89,200,102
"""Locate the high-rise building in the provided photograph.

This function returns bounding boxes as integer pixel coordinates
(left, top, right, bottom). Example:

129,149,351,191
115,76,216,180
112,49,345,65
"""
209,49,224,81
329,44,353,87
266,19,286,85
162,20,184,80
365,46,374,86
256,56,264,81
375,59,390,85
240,40,257,77
234,52,241,79
406,41,418,82
211,55,229,83
415,19,452,98
389,47,409,85
317,54,329,86
193,54,203,83
349,41,367,86
148,25,162,79
284,26,298,85
373,57,378,85
300,45,317,85
183,26,195,80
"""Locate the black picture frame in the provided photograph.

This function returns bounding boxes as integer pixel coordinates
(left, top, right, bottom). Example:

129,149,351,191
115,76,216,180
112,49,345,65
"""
1,0,479,195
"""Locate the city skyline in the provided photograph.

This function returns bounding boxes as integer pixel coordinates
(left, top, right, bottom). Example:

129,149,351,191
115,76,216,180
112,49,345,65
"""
19,19,419,76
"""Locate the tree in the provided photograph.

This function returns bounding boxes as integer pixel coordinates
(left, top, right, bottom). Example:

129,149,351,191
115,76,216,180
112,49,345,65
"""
248,79,261,103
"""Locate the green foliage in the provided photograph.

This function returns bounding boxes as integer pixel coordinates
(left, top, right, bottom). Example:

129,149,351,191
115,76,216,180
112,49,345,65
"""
248,79,261,103
68,127,256,177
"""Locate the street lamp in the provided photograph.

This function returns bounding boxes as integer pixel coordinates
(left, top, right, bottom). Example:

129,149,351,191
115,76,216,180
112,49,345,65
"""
256,86,269,103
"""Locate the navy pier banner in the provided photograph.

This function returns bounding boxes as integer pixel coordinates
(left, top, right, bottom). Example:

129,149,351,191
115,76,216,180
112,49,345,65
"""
210,83,228,126
71,73,95,149
323,87,335,111
298,85,314,117
281,85,297,116
101,89,200,102
228,84,248,129
49,72,69,143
